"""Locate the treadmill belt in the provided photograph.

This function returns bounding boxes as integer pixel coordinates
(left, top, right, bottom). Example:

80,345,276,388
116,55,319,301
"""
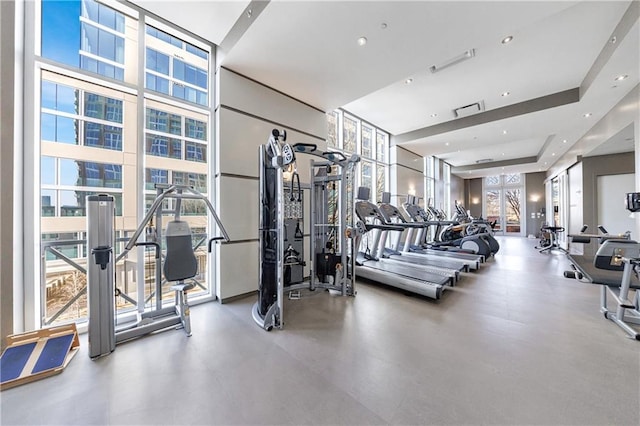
360,257,450,286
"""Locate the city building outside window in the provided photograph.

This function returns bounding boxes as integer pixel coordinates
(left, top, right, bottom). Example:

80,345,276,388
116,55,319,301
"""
35,0,213,327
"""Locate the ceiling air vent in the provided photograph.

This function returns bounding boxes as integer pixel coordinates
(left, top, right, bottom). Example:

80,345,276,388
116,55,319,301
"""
476,158,493,164
454,100,485,118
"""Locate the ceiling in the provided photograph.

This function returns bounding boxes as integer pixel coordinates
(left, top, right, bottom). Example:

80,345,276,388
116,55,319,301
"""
133,0,639,179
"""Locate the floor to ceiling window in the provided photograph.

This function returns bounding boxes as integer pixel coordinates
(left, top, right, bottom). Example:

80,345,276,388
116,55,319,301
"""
33,0,214,328
327,110,389,203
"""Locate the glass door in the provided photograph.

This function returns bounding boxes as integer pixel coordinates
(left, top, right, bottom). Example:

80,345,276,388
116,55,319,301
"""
504,188,522,235
483,174,524,236
484,189,503,234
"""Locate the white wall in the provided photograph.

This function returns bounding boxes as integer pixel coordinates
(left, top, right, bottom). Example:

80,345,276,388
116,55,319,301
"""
215,67,326,301
597,173,636,238
390,145,424,208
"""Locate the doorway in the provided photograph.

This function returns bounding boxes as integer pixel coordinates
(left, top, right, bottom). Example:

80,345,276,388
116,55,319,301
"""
483,174,524,236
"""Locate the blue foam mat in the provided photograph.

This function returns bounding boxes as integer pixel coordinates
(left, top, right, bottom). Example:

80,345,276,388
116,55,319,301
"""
1,342,37,383
31,334,75,374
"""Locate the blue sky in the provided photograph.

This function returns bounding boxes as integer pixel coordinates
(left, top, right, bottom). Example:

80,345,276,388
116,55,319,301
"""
42,1,81,67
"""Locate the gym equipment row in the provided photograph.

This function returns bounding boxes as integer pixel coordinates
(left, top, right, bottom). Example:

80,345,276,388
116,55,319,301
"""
564,193,640,340
353,188,501,300
252,129,361,331
86,184,230,358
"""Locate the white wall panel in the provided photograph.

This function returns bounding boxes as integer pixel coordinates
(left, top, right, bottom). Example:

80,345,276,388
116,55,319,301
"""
219,175,258,241
219,241,258,300
219,68,326,138
393,146,423,171
219,108,327,178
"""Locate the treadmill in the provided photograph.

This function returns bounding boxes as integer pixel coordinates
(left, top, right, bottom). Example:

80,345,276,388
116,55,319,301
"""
354,187,450,300
377,193,478,272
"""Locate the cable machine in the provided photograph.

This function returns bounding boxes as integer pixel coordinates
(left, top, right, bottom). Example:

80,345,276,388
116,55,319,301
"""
252,129,361,331
86,184,230,358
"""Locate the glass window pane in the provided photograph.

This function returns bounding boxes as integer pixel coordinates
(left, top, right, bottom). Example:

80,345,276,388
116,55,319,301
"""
56,116,79,144
186,43,208,60
81,22,98,55
41,113,57,141
104,164,122,188
146,168,168,190
115,37,124,64
105,98,123,123
56,84,78,114
169,115,182,136
361,161,372,198
146,49,157,72
505,173,521,185
59,190,85,216
173,59,185,81
376,131,387,163
41,81,57,110
103,125,122,150
59,159,80,186
42,1,81,68
41,156,56,185
185,142,206,163
195,69,207,89
41,189,56,217
98,3,116,30
81,56,99,74
343,116,357,153
376,164,386,203
153,50,169,75
326,112,337,148
362,126,372,158
84,93,103,119
196,90,207,106
146,109,167,132
115,13,125,33
185,118,206,140
173,83,185,101
485,176,500,186
98,61,115,79
82,0,99,22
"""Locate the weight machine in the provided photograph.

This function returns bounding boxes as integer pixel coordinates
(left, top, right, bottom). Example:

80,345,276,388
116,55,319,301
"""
86,184,230,358
564,193,640,340
252,129,361,331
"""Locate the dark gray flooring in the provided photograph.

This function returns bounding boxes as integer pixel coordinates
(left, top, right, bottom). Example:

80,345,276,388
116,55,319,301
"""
2,237,639,425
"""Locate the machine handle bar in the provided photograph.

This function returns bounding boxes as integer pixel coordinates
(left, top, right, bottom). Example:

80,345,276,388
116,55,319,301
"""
134,242,160,259
208,237,226,253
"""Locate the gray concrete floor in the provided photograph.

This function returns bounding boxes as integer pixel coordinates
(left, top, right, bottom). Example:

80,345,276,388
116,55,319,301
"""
1,236,639,425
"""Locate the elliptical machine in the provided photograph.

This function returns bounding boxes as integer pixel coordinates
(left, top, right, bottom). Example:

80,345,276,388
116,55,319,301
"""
436,202,500,255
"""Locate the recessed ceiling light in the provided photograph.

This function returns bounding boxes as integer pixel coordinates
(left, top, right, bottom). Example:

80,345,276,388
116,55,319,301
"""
610,36,617,44
615,74,628,81
247,8,252,18
544,162,548,165
405,78,413,84
502,153,505,156
501,35,513,44
445,142,450,146
357,36,368,46
563,139,567,143
552,153,556,156
583,113,592,118
380,23,388,29
430,113,437,117
502,130,508,135
501,91,510,97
